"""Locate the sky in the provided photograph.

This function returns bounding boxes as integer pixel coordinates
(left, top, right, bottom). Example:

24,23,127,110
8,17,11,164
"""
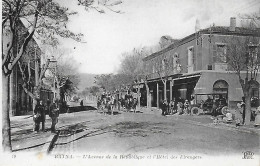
56,0,260,74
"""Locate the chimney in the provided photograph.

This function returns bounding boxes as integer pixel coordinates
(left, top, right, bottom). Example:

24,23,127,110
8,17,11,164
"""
229,17,236,32
195,19,200,32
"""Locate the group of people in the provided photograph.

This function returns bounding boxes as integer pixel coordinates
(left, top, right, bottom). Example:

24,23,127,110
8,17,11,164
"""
97,92,117,114
97,92,138,114
33,99,60,133
123,93,138,112
160,97,193,116
160,95,228,117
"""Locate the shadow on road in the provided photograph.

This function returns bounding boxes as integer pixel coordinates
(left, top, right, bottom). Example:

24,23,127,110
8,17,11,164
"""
68,106,97,113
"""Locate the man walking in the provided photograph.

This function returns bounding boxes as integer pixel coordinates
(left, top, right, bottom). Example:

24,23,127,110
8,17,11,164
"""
34,100,46,132
49,100,59,133
161,100,168,116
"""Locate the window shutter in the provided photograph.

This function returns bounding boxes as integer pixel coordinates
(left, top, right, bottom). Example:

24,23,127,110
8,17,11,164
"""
212,44,217,63
186,48,189,70
192,48,196,69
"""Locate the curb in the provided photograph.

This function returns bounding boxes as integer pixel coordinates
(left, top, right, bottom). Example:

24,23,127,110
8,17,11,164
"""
175,116,260,135
218,122,260,134
41,131,60,154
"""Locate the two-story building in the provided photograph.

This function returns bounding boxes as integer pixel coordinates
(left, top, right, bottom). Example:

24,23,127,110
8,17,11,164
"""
142,18,260,109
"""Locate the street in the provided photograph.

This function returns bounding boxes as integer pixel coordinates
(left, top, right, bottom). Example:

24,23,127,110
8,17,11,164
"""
50,108,259,156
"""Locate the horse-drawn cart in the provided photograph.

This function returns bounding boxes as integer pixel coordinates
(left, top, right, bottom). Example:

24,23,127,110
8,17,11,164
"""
190,93,228,116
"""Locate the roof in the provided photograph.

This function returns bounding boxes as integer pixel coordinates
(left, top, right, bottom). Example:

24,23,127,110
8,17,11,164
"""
143,26,260,61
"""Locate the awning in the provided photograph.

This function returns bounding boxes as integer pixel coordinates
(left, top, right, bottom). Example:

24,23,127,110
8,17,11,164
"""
172,73,201,81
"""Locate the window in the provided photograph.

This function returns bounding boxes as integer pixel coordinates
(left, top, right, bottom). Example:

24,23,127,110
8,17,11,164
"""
188,47,194,66
173,53,180,73
252,81,259,98
216,44,227,63
162,58,165,71
187,46,194,72
248,44,258,68
173,53,178,68
152,62,155,73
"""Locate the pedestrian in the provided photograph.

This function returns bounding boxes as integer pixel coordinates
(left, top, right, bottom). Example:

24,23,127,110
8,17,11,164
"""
80,99,84,107
46,99,51,113
161,100,168,116
110,96,115,115
118,98,121,111
183,99,190,115
254,106,260,127
190,95,195,106
169,99,175,115
34,100,46,132
177,101,183,115
240,97,246,124
212,98,218,117
132,98,138,113
49,100,59,133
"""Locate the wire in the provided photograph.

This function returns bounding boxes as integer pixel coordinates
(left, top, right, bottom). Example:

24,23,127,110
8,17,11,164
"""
233,0,260,13
232,0,257,12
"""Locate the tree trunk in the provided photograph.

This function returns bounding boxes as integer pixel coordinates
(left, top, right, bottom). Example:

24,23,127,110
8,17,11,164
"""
145,83,150,108
137,86,140,108
163,81,167,101
2,73,12,152
156,82,159,108
33,87,41,110
244,91,252,125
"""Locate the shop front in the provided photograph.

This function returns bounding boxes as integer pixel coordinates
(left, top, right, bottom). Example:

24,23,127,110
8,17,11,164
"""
143,71,259,109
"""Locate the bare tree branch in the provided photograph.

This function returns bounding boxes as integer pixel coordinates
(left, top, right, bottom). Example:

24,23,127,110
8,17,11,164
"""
38,59,50,83
9,1,41,71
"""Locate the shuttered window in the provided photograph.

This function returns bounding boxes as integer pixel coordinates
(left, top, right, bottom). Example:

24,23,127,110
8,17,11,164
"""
213,44,227,63
212,44,217,63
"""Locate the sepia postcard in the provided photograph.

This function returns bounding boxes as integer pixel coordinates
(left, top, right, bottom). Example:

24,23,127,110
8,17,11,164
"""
1,0,260,165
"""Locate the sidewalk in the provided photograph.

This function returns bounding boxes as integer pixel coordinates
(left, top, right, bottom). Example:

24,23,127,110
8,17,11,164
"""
138,107,260,135
11,115,56,152
10,110,98,153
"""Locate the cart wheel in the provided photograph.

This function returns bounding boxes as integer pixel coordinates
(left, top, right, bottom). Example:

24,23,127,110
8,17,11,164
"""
191,107,200,115
221,106,229,115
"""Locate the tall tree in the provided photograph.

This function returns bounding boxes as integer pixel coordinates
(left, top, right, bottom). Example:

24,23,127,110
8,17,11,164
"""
118,46,160,107
2,0,84,151
2,0,122,152
119,48,147,80
225,13,260,125
56,54,80,103
155,56,172,101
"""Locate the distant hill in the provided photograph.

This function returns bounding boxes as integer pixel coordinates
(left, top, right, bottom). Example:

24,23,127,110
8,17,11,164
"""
77,73,96,91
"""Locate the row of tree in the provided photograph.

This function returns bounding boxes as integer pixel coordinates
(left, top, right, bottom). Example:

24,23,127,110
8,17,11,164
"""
89,36,176,95
92,47,154,94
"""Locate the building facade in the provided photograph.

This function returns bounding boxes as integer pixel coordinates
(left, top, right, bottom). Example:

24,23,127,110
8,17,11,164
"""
142,18,260,108
3,20,54,116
